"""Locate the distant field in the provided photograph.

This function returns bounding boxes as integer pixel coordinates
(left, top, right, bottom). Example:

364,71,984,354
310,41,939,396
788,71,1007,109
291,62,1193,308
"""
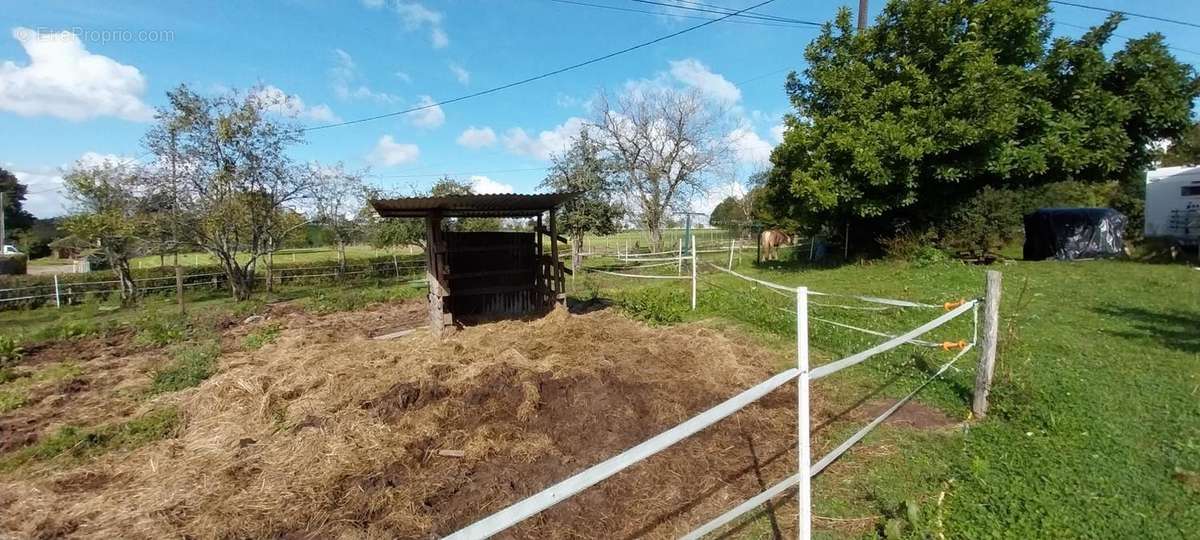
125,245,417,269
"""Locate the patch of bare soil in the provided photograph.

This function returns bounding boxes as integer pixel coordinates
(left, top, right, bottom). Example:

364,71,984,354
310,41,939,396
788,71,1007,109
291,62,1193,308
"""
0,303,815,539
859,399,959,430
0,331,166,454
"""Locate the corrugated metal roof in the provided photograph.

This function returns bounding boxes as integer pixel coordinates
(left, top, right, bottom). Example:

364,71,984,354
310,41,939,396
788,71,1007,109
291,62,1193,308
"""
371,192,581,218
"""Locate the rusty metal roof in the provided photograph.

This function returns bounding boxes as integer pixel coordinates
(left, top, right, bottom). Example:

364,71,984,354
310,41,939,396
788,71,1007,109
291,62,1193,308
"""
370,192,581,218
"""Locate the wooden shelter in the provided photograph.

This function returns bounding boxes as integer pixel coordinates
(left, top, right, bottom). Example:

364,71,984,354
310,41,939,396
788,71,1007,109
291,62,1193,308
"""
370,192,579,336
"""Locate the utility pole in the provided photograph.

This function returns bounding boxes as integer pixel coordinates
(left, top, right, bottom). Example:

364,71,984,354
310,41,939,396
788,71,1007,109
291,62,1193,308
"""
857,0,868,30
0,191,6,250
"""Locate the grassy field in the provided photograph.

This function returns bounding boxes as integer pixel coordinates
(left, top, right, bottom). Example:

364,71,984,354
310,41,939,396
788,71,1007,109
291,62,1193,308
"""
2,247,1195,537
580,251,1199,538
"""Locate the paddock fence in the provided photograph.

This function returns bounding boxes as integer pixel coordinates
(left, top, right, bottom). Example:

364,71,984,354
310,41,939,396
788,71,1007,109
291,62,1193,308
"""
448,236,990,539
0,258,428,310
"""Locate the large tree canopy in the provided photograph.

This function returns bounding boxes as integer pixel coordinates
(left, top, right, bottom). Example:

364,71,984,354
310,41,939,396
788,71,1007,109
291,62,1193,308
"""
0,167,36,235
766,0,1199,251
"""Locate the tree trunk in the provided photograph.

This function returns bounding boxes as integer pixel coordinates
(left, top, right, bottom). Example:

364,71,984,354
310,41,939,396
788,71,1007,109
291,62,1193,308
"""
337,240,347,274
649,226,663,253
572,235,583,273
112,256,137,307
215,253,253,301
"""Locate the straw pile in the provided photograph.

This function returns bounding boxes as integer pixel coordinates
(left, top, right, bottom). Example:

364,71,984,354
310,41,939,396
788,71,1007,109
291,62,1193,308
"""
0,303,810,538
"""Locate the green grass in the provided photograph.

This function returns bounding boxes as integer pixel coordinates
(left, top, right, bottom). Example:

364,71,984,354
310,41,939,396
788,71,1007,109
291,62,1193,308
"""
578,254,1200,538
149,341,221,395
0,361,85,413
0,407,181,471
123,244,411,269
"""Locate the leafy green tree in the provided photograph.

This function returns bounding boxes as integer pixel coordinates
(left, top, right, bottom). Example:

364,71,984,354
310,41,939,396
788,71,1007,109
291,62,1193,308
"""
1161,123,1200,167
62,161,154,306
0,167,35,237
541,128,622,270
708,196,741,230
144,84,313,300
767,1,1199,253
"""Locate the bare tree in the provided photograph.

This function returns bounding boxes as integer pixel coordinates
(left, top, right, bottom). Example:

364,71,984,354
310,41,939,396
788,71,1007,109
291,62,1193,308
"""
145,84,313,301
592,88,732,250
310,163,366,273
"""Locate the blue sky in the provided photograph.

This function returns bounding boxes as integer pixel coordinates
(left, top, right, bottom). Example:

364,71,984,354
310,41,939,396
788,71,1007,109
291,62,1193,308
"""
2,0,1198,218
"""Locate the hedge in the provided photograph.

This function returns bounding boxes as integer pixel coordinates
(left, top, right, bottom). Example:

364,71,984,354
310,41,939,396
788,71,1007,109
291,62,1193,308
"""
0,255,27,276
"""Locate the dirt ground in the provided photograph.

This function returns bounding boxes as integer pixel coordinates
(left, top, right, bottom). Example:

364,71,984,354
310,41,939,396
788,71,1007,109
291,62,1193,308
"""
0,298,831,539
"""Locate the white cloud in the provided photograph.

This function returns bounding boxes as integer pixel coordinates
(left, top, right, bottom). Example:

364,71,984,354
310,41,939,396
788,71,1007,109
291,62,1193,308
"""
366,1,450,49
368,135,420,166
394,70,412,83
456,126,497,149
331,48,400,103
448,62,470,85
502,117,586,161
407,95,444,128
5,152,139,218
669,59,741,104
696,181,748,215
555,93,580,109
727,127,773,166
468,175,514,194
250,85,339,122
770,123,786,143
0,27,153,122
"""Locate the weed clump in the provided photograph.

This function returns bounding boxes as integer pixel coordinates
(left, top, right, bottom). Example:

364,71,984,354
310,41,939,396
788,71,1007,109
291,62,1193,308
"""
0,407,181,471
614,286,688,325
150,341,220,394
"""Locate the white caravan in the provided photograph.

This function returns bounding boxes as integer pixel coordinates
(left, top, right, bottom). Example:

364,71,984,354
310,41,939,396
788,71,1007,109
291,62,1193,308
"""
1145,165,1200,244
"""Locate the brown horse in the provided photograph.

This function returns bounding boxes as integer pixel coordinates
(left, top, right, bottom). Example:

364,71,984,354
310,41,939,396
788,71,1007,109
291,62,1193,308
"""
760,229,791,261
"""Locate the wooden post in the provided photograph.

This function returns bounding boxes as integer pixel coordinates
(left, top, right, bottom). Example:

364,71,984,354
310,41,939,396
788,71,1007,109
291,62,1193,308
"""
425,212,451,336
549,208,563,305
972,270,1002,417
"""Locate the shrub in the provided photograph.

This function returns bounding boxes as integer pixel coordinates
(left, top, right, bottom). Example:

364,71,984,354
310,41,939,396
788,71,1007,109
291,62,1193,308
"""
0,336,23,366
882,229,950,265
0,254,27,276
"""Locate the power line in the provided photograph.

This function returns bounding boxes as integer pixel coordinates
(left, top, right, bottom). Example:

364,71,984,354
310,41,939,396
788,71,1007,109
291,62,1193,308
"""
302,0,783,132
1049,1,1200,30
630,0,822,26
366,167,550,179
1056,19,1200,58
546,0,814,29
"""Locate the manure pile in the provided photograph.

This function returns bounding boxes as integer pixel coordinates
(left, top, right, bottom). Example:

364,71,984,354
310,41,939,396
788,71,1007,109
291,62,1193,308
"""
1,304,808,539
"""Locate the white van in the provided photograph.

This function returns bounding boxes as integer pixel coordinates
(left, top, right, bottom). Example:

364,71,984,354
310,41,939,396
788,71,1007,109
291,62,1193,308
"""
1,245,20,255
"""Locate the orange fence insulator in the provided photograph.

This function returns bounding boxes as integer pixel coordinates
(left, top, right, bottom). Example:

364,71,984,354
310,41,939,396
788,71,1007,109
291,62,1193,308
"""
940,340,968,351
943,299,966,311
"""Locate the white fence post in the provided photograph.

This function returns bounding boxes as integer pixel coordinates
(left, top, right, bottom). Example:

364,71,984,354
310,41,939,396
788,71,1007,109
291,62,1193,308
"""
677,239,683,275
393,254,401,279
796,285,811,540
728,238,735,270
53,274,61,308
690,234,697,311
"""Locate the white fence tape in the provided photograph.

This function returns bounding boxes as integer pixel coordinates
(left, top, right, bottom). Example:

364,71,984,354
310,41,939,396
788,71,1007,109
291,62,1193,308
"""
587,269,691,280
810,301,976,380
443,368,802,540
811,316,942,348
683,344,975,540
